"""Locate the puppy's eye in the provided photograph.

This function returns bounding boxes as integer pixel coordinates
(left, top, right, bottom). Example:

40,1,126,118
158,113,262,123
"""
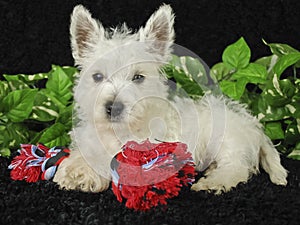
92,73,104,83
132,74,145,83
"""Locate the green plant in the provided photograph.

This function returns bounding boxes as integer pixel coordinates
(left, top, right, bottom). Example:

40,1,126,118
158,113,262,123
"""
164,38,300,160
0,65,77,157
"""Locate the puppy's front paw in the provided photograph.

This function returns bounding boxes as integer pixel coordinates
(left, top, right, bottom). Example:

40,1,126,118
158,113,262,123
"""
191,177,225,195
53,157,110,192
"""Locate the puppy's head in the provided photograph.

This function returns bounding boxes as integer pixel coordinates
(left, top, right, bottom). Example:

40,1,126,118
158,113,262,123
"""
71,5,175,128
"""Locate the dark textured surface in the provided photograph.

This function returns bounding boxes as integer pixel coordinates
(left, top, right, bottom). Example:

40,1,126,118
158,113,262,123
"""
1,156,300,225
0,0,300,224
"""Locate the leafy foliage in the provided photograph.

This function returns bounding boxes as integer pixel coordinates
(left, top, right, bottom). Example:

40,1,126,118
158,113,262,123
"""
0,65,77,157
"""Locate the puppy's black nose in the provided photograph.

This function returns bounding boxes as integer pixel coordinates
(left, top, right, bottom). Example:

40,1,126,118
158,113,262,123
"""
105,101,124,118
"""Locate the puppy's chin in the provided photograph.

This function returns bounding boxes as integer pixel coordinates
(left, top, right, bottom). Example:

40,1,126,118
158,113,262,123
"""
106,115,124,123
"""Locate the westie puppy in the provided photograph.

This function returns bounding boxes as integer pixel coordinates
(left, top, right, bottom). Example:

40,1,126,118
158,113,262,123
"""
53,4,287,194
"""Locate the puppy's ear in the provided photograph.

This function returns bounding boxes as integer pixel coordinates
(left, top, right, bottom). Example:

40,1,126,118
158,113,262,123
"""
70,5,105,66
139,4,175,59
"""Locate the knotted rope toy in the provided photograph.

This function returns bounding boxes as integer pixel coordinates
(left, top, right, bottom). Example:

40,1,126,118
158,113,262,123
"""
9,140,196,211
8,143,70,182
110,139,196,211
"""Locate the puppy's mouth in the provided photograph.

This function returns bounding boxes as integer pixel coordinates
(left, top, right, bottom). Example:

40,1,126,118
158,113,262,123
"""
107,115,123,123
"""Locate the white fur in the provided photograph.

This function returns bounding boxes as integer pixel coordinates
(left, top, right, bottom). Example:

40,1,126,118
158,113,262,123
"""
53,4,288,194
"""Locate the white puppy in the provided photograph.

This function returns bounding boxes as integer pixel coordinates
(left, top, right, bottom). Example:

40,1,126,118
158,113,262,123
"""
53,4,287,194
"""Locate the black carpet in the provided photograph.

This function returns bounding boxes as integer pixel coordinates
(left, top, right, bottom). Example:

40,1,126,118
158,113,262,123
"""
1,0,300,224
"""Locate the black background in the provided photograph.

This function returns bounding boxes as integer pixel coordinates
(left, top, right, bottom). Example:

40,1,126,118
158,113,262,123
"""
0,1,300,225
1,0,300,75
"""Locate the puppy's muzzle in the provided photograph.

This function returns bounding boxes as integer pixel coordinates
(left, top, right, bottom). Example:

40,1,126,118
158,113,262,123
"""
105,101,125,121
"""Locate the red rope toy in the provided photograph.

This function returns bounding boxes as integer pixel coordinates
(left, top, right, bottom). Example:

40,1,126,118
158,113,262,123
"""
8,143,70,182
9,140,196,211
111,139,196,211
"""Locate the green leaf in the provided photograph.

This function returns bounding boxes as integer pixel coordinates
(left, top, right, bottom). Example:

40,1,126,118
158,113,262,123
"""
240,90,259,107
263,40,299,56
252,96,291,122
286,100,300,118
56,104,74,131
22,73,49,82
231,63,267,84
46,66,73,106
287,143,300,160
166,57,207,99
262,75,295,107
0,125,5,145
220,78,248,100
4,73,48,82
210,62,232,82
279,79,296,98
3,89,38,122
2,74,21,81
271,52,300,78
0,148,11,157
7,80,30,91
262,106,290,122
29,131,44,146
180,82,204,98
285,104,298,117
38,122,70,147
255,55,273,68
264,122,285,140
164,55,214,98
31,92,59,122
284,119,300,145
172,69,204,98
61,66,78,82
181,56,211,92
222,37,251,69
1,122,30,150
2,74,31,92
182,56,207,83
0,81,9,103
41,89,66,111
